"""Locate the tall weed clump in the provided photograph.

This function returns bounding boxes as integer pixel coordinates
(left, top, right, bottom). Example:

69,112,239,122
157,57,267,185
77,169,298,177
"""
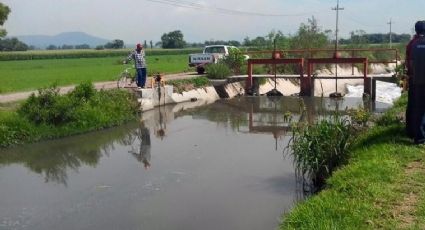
288,115,353,187
206,63,231,79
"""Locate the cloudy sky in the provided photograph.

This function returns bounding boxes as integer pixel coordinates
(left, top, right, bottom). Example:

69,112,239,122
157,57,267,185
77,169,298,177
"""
2,0,424,44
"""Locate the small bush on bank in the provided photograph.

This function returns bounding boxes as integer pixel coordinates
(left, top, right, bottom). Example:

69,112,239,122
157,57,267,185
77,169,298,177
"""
287,115,353,187
347,107,371,128
206,63,231,79
1,82,139,147
19,85,73,125
222,48,246,75
70,81,96,101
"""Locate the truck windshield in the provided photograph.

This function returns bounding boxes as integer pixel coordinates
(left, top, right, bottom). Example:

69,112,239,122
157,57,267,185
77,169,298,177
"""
204,46,225,54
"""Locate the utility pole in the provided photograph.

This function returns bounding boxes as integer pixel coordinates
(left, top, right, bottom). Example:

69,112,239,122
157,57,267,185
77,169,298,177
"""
332,0,344,53
331,0,344,97
388,18,394,48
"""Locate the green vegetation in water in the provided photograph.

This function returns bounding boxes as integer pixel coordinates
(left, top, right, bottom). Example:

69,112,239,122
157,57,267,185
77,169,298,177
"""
282,93,425,229
0,54,190,93
287,114,353,187
166,76,211,94
0,82,139,148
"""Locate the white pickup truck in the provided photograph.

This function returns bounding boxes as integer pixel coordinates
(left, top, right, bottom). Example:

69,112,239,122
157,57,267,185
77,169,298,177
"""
189,45,238,74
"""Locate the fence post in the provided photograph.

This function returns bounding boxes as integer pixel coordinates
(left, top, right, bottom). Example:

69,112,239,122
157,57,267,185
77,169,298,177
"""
300,61,312,96
246,60,253,91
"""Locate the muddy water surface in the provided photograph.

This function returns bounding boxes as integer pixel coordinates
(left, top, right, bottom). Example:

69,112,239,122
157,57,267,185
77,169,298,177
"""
0,97,389,230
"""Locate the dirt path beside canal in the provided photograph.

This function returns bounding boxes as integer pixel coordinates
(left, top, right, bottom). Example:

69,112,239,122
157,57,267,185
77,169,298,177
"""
0,72,201,103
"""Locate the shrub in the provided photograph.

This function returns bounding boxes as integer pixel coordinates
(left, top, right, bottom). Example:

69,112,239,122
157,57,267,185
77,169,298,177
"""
222,48,246,75
1,84,139,147
206,63,231,79
347,107,371,128
18,85,76,125
70,81,96,102
287,115,353,187
17,83,138,127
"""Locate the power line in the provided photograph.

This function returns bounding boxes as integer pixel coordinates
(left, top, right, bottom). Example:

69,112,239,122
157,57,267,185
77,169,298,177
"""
145,0,324,17
343,9,382,28
345,15,381,28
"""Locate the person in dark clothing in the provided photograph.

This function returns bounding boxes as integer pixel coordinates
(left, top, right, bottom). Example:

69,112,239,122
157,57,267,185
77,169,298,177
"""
410,20,425,144
405,21,425,138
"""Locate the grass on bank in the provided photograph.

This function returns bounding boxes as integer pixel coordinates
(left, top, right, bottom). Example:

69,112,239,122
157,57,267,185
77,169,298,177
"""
0,82,139,148
282,94,425,229
166,76,211,93
0,54,190,94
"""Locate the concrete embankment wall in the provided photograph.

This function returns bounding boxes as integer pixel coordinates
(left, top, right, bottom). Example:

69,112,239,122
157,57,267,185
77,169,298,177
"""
137,86,221,112
137,64,399,111
137,79,304,111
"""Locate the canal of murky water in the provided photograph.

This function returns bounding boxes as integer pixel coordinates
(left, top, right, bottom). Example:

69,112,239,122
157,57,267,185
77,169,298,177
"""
0,97,390,230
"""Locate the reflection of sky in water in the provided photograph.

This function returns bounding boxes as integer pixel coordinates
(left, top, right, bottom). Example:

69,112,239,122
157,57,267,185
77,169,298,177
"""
0,96,390,230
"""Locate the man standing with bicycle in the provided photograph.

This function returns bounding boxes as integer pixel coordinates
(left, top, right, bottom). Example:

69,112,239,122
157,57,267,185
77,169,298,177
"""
125,43,147,88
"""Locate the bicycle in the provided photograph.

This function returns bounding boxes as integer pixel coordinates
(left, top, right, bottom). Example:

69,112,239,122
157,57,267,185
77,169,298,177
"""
117,67,136,88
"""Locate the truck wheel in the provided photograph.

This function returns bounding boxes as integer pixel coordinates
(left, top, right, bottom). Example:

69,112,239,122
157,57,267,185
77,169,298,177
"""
197,67,205,74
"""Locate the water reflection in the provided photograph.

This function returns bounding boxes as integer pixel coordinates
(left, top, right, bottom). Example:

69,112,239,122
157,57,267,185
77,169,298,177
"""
0,97,388,186
129,122,152,169
126,104,170,169
179,96,390,198
0,123,139,185
180,96,386,140
155,105,167,139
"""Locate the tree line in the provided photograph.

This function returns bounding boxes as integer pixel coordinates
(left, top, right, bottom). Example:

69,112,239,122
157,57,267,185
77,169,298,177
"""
339,30,411,45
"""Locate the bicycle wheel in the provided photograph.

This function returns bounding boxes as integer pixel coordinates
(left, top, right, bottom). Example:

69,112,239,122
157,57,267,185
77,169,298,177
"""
117,72,132,88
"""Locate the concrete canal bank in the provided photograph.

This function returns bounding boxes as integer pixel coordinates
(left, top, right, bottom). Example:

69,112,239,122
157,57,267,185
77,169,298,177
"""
137,76,401,112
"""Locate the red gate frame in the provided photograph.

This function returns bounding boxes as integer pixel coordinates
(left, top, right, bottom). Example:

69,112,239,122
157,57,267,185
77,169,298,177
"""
246,58,304,92
306,57,370,96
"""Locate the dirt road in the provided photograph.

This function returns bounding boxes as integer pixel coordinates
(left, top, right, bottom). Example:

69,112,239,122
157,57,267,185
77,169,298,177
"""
0,72,202,103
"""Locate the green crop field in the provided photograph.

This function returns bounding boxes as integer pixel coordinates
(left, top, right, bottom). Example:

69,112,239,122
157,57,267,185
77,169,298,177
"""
0,54,191,93
0,48,202,61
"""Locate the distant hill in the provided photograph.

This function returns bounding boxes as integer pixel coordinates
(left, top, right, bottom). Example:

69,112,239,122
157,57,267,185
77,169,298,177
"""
14,32,110,49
